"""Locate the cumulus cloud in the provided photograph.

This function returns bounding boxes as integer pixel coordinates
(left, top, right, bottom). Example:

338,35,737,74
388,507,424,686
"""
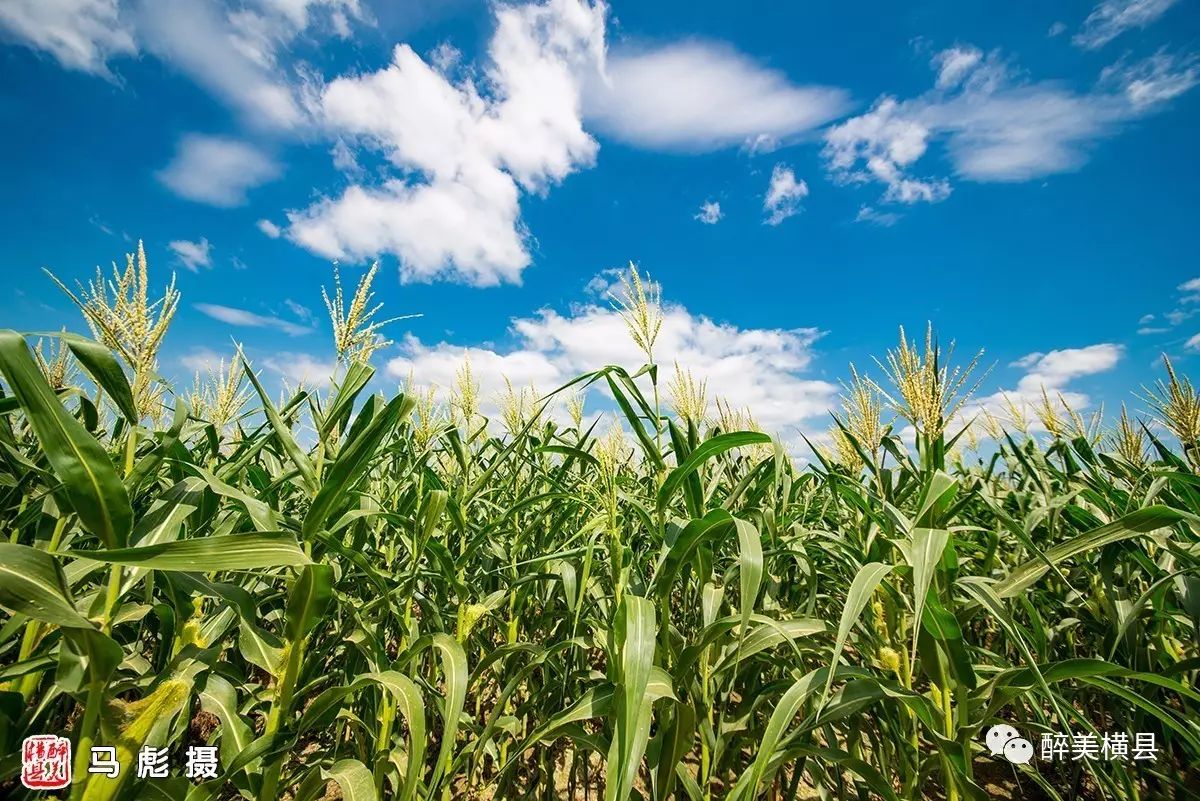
763,164,808,225
386,300,837,439
0,0,134,76
195,303,312,336
694,201,722,224
823,45,1198,204
1073,0,1178,51
284,0,606,286
157,134,281,206
1012,344,1123,392
964,344,1123,434
583,41,849,150
168,237,212,271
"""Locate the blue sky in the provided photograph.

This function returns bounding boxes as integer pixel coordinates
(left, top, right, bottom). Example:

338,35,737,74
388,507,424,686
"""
1,0,1198,445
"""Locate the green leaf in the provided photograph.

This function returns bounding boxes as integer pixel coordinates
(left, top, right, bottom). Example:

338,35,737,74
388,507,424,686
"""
822,562,893,703
318,360,375,440
908,527,950,668
323,759,377,801
199,674,254,772
427,633,468,792
606,594,658,801
60,332,138,424
69,533,311,572
303,393,413,538
285,564,334,642
242,351,319,495
0,542,93,628
0,329,132,547
994,505,1185,598
657,431,771,513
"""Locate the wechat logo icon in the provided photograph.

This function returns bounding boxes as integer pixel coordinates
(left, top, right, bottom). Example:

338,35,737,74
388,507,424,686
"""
986,724,1034,765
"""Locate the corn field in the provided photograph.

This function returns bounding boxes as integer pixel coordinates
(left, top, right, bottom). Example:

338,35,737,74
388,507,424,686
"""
1,248,1199,801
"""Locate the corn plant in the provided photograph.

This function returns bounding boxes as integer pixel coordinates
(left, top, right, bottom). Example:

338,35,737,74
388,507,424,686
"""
0,249,1198,801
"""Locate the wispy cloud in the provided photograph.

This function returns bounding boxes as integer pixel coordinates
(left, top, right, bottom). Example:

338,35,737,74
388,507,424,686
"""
263,351,337,387
1073,0,1178,51
583,40,850,151
0,0,134,78
823,44,1198,205
763,164,808,225
1139,278,1200,336
168,237,212,271
0,0,367,128
158,135,281,207
854,205,901,227
195,303,312,336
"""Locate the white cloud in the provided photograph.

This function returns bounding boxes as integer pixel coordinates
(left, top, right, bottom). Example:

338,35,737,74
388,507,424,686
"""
966,343,1123,434
1013,344,1123,392
823,96,951,204
263,351,337,387
1103,50,1200,109
386,301,837,437
0,0,134,76
285,0,606,286
257,219,283,238
330,138,362,175
694,200,722,224
157,134,281,207
583,266,624,297
854,205,901,227
168,237,212,271
933,45,983,89
134,0,366,129
180,346,225,374
1074,0,1178,51
195,303,312,336
823,44,1197,203
763,164,808,225
283,298,315,323
1139,279,1200,334
583,40,849,150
